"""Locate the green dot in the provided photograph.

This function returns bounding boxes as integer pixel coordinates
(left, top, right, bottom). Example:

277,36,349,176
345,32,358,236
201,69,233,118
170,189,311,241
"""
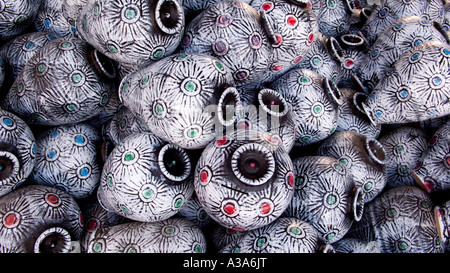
364,182,373,190
435,236,441,246
399,165,409,174
300,77,309,83
334,164,344,173
141,76,149,85
37,63,46,73
188,129,198,138
93,5,100,15
290,227,300,235
396,145,405,153
301,136,311,142
93,242,103,252
101,94,109,105
124,152,135,161
295,176,304,187
71,73,82,83
127,247,137,253
174,198,183,208
165,226,175,234
313,57,321,65
387,208,397,217
256,237,266,247
313,105,323,114
194,244,203,253
398,240,408,250
142,189,153,199
420,200,431,209
109,45,118,53
326,233,335,241
340,158,348,166
215,61,224,70
154,103,164,116
66,103,77,111
232,247,241,253
62,42,72,48
120,205,129,212
16,16,26,24
125,8,136,19
184,81,197,92
153,49,164,59
177,54,187,60
17,84,23,93
198,210,208,220
327,194,337,205
107,176,113,187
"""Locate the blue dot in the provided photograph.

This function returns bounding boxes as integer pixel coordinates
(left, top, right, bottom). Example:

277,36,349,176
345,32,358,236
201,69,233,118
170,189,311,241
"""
25,41,34,49
75,135,86,145
3,118,13,126
32,144,36,154
47,149,57,159
50,131,60,138
414,40,422,46
79,167,90,177
399,90,409,98
411,53,420,61
432,76,443,85
44,18,52,27
375,111,383,117
395,23,403,29
371,50,378,58
443,49,450,56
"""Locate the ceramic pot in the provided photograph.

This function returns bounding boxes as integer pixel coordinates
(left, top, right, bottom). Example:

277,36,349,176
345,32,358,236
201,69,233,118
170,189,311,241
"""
0,109,36,198
220,217,333,253
316,130,387,202
194,130,295,231
332,238,381,253
434,199,450,246
271,68,343,147
358,16,449,91
34,0,75,37
0,0,43,42
360,0,445,45
3,36,117,126
102,106,148,147
335,88,381,138
0,32,56,96
62,0,89,36
86,218,207,253
180,0,273,87
0,185,83,253
349,186,446,253
76,0,185,67
316,0,359,38
119,52,235,150
378,126,429,189
80,200,127,252
30,123,102,199
412,119,450,193
362,40,450,125
224,88,297,153
294,32,344,85
98,132,194,222
210,223,248,252
284,155,364,244
177,195,213,230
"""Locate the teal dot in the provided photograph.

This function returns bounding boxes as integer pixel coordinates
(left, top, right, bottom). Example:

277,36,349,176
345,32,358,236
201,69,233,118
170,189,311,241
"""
47,149,57,159
79,167,90,177
125,7,137,20
2,118,13,126
75,135,86,145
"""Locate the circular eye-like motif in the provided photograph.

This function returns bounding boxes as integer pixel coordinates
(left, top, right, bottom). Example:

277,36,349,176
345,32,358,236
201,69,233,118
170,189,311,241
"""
122,149,139,165
158,144,191,182
121,4,141,24
230,143,275,186
45,192,62,207
2,211,20,228
181,78,201,96
221,199,240,217
0,116,16,130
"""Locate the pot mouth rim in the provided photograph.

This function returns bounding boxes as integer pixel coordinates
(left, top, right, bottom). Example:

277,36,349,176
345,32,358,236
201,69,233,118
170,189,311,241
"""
365,138,386,165
352,187,364,221
258,88,289,117
217,87,241,127
155,0,185,35
0,150,20,181
158,143,191,182
33,226,72,253
323,78,343,106
92,49,117,79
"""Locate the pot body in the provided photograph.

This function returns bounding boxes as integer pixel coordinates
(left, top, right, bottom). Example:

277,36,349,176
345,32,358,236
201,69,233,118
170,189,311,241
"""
0,0,42,42
86,218,207,253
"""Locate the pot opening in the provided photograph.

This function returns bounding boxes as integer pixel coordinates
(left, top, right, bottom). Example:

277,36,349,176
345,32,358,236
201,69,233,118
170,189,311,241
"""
158,144,191,182
365,138,386,165
352,92,368,115
0,151,19,181
340,34,364,48
92,49,117,79
258,89,288,117
352,187,364,221
155,0,184,34
218,87,240,126
231,143,275,186
34,227,72,253
327,37,344,62
323,78,343,106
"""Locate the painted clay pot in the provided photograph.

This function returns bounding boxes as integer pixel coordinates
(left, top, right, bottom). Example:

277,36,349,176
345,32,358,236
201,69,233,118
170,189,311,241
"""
220,217,333,253
76,0,185,67
118,52,235,150
284,155,364,244
316,130,387,203
86,218,207,253
80,200,127,252
334,33,368,90
34,0,75,37
0,185,83,253
412,119,450,193
194,130,295,231
225,88,297,153
102,106,148,148
0,109,36,198
349,186,446,253
335,88,381,139
358,16,449,91
3,35,117,126
316,0,359,38
177,195,213,230
360,0,445,45
210,223,248,252
332,238,381,253
62,0,89,36
0,32,56,96
97,132,194,222
271,68,343,147
30,123,102,199
434,199,450,246
250,0,319,82
362,40,450,125
378,126,429,189
0,0,43,42
183,0,253,23
294,32,343,85
180,0,272,87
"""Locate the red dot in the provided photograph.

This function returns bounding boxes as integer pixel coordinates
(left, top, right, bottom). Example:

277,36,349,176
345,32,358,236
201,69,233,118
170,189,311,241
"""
430,135,439,145
216,137,228,146
288,173,294,187
293,56,303,64
224,203,237,215
260,203,271,214
233,226,246,231
274,34,282,46
200,170,209,183
308,33,314,43
287,16,297,26
345,59,355,68
86,219,99,232
238,121,249,129
226,228,236,235
414,161,423,170
46,193,60,206
272,64,283,71
446,156,450,167
249,162,256,168
4,212,19,227
423,181,435,192
262,2,273,11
